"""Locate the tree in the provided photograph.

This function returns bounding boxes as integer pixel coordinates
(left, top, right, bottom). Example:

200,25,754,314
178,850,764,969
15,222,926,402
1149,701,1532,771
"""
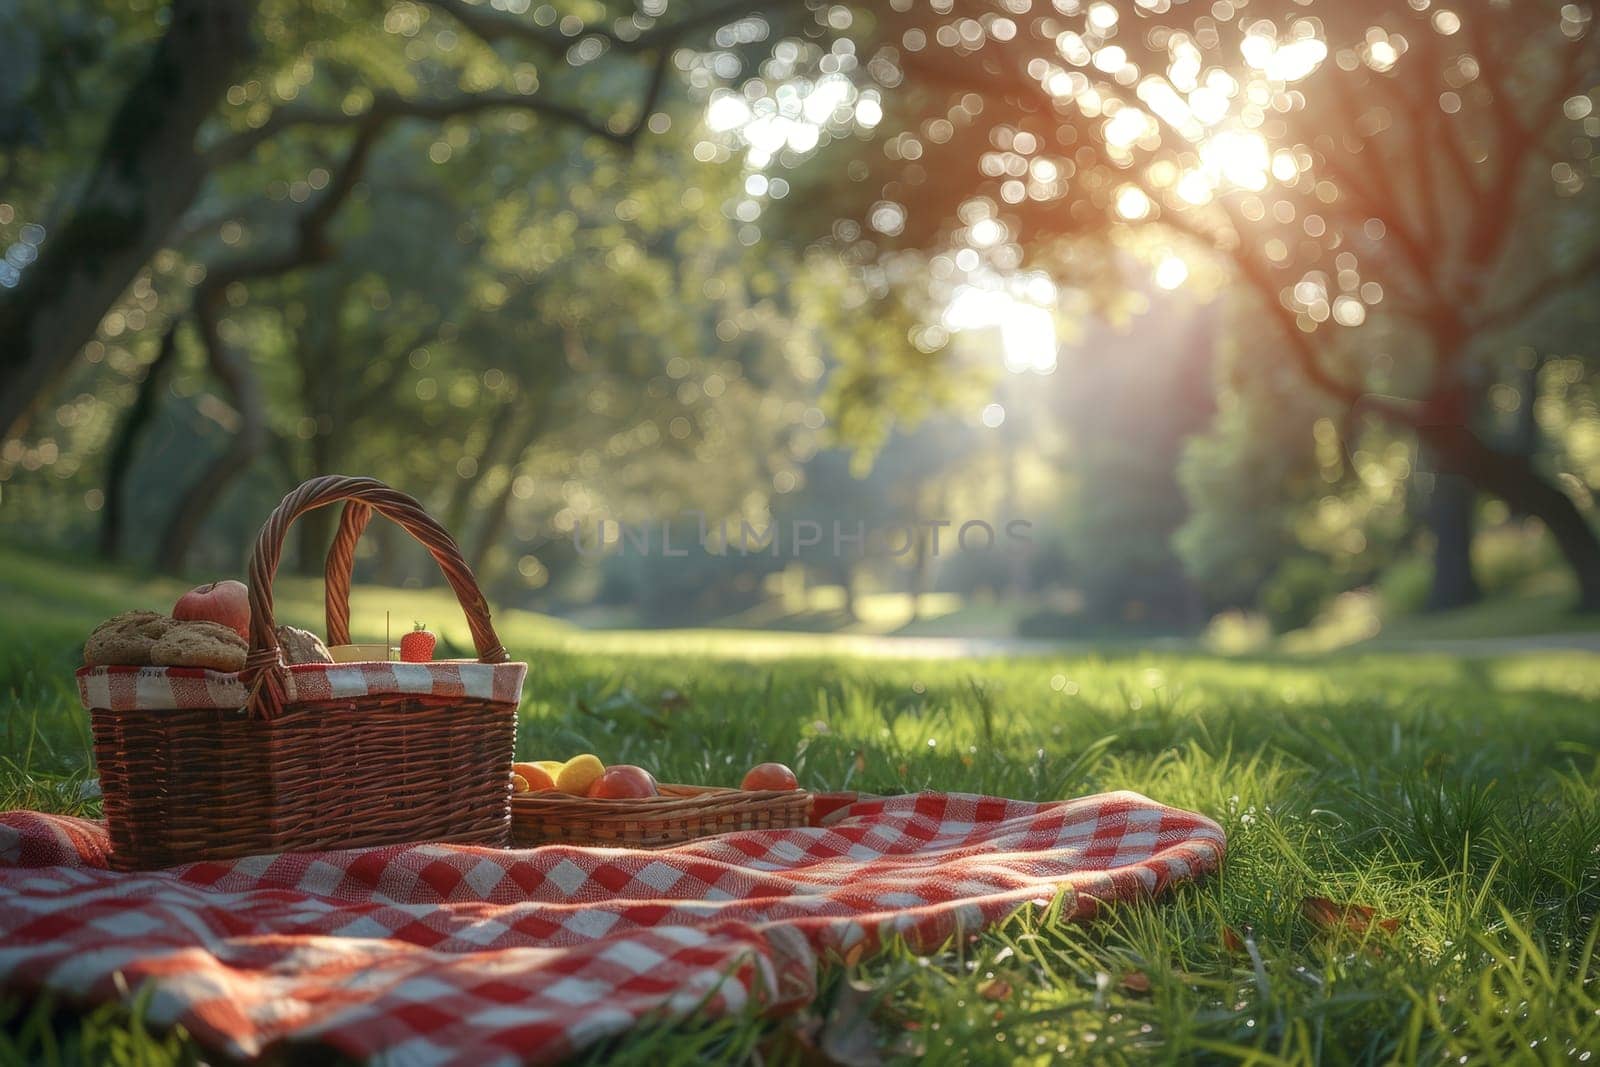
0,1,253,439
1176,292,1414,617
0,0,768,439
727,0,1600,607
5,0,830,575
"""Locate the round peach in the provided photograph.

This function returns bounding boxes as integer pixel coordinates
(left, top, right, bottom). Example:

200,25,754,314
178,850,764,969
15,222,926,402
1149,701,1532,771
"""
741,762,799,791
589,765,659,799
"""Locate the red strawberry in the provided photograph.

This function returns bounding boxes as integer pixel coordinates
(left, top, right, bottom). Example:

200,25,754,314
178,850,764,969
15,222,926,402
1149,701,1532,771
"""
400,623,436,663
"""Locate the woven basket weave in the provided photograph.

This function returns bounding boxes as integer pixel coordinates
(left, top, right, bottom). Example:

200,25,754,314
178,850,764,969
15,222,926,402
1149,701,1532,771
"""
87,476,522,871
512,784,810,848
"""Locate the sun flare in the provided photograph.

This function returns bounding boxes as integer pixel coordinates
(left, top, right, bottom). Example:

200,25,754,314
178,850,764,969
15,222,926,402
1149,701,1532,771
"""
945,286,1059,374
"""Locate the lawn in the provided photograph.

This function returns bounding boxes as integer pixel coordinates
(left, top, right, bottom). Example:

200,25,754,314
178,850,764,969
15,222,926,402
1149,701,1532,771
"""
2,548,1598,1064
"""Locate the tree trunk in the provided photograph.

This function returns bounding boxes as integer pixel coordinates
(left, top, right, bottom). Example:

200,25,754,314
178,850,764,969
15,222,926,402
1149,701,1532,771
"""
1420,422,1600,611
373,519,402,586
155,288,269,574
442,399,520,537
1509,358,1545,459
465,377,568,580
98,321,181,559
0,0,254,437
1422,469,1481,612
294,431,339,575
289,275,353,574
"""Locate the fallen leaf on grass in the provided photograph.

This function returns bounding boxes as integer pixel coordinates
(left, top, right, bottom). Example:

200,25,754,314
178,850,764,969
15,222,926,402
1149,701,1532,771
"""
978,978,1011,1001
1222,926,1249,954
1301,896,1399,936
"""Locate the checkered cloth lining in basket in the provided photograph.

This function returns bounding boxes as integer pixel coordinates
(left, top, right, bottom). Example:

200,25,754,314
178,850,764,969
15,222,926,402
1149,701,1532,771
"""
76,662,528,712
0,790,1224,1065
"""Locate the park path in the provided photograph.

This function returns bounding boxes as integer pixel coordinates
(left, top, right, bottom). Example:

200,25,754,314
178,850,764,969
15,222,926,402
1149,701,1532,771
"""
799,633,1600,658
551,630,1600,661
1370,633,1600,654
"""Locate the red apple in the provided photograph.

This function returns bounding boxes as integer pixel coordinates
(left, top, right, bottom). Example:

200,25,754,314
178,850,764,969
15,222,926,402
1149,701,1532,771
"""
173,580,251,640
741,762,799,791
588,765,659,799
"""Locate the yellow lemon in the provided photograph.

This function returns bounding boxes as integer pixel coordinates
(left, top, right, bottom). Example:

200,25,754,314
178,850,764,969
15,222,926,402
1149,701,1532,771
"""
533,760,566,778
555,753,605,796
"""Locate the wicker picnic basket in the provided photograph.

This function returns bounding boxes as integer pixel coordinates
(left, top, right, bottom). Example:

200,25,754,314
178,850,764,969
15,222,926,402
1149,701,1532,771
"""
512,784,811,848
82,476,524,870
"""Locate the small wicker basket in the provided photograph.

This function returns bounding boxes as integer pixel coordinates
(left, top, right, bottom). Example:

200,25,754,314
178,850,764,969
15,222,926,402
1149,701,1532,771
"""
512,785,811,848
83,476,524,870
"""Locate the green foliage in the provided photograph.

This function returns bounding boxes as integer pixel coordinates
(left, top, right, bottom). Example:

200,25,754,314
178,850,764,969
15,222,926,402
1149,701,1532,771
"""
1474,520,1568,597
1260,554,1346,633
1375,554,1433,617
1177,297,1424,618
1175,316,1324,607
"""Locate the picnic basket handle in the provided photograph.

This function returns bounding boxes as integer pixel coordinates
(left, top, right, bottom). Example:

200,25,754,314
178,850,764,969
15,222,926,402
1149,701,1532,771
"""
242,476,509,720
323,500,372,646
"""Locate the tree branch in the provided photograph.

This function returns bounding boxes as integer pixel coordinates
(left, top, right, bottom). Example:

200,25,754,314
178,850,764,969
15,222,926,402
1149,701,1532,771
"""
155,277,271,573
98,320,184,560
1394,10,1475,233
1314,74,1439,292
154,121,382,572
1149,179,1409,420
422,0,773,55
1464,34,1587,274
202,89,631,171
630,47,674,137
1467,11,1530,161
1473,240,1600,336
1226,236,1371,411
352,319,446,408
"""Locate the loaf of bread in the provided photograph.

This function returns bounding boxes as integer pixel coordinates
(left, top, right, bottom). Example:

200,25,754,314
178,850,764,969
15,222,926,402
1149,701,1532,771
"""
150,620,248,672
84,610,172,667
276,625,334,665
88,607,350,674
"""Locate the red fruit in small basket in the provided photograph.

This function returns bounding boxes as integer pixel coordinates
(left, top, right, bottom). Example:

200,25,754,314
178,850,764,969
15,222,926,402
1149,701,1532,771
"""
589,765,659,799
173,580,251,640
741,762,798,791
400,623,436,663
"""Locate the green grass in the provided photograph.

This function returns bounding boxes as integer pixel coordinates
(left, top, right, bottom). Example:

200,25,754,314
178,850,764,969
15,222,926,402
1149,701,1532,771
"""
1371,591,1600,642
2,547,1599,1064
1277,587,1600,654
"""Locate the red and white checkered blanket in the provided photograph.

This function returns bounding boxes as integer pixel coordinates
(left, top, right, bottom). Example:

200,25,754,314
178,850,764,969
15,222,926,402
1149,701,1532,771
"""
0,791,1223,1064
